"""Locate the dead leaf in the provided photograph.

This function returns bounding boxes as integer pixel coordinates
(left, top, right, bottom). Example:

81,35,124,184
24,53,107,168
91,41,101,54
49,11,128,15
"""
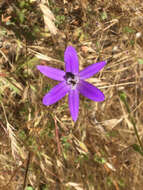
73,135,89,154
105,162,116,171
39,3,58,35
103,118,123,129
79,0,88,10
81,46,95,53
65,182,83,190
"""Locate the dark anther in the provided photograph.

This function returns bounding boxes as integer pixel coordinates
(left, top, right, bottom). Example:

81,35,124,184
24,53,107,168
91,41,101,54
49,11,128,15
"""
64,72,75,80
70,80,76,85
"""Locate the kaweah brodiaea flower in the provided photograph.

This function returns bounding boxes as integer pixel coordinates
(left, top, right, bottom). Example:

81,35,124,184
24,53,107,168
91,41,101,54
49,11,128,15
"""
37,46,106,122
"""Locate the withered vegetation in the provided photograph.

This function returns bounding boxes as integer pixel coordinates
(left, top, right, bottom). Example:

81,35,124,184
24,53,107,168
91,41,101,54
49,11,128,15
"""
0,0,143,190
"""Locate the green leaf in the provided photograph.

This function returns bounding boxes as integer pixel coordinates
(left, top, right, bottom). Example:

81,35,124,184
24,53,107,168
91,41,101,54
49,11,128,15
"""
18,56,40,71
130,40,135,46
4,78,21,95
0,27,7,35
19,1,26,8
26,57,40,68
94,154,106,164
25,186,34,190
101,11,108,20
119,92,127,102
18,11,25,23
118,179,125,187
138,58,143,64
123,26,135,33
132,144,143,156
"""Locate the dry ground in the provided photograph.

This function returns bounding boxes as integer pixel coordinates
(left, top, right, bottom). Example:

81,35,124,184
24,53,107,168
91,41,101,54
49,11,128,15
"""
0,0,143,190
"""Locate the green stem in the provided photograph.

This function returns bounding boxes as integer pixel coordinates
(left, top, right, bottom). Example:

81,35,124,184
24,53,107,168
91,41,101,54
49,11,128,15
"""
121,94,143,149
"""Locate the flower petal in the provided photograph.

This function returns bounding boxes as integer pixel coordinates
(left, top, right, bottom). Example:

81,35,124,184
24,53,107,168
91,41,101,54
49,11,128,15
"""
68,89,79,122
79,61,106,79
64,46,79,74
37,65,65,81
78,80,105,101
43,81,69,106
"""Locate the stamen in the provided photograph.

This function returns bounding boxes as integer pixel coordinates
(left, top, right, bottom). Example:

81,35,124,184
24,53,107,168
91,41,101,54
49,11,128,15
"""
64,72,75,80
64,72,79,89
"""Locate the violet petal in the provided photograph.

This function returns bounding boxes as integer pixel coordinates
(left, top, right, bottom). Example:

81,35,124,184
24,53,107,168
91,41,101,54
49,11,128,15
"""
43,81,69,106
64,46,79,74
78,80,105,101
37,65,65,81
68,89,79,121
79,61,106,79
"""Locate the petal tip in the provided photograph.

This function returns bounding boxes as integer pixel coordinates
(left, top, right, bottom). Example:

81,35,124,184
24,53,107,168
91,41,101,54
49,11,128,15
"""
98,93,105,102
66,45,75,50
65,46,77,55
42,97,49,106
72,115,78,122
103,60,107,65
97,61,107,67
37,65,42,70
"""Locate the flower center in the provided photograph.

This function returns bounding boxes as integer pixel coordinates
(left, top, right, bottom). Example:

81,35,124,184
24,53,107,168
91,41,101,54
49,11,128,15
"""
64,72,79,89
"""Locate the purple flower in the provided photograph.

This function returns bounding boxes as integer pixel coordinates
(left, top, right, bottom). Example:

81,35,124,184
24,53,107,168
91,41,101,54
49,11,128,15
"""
37,46,106,122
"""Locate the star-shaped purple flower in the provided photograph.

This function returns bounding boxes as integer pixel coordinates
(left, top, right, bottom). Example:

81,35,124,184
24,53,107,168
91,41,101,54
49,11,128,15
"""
37,46,106,122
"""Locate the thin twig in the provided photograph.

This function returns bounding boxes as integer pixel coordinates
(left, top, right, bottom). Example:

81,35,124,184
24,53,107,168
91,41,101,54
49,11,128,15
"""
54,117,61,155
99,81,137,89
23,151,31,190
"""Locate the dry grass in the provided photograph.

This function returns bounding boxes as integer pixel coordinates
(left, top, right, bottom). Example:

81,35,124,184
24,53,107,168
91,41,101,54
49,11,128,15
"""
0,0,143,190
